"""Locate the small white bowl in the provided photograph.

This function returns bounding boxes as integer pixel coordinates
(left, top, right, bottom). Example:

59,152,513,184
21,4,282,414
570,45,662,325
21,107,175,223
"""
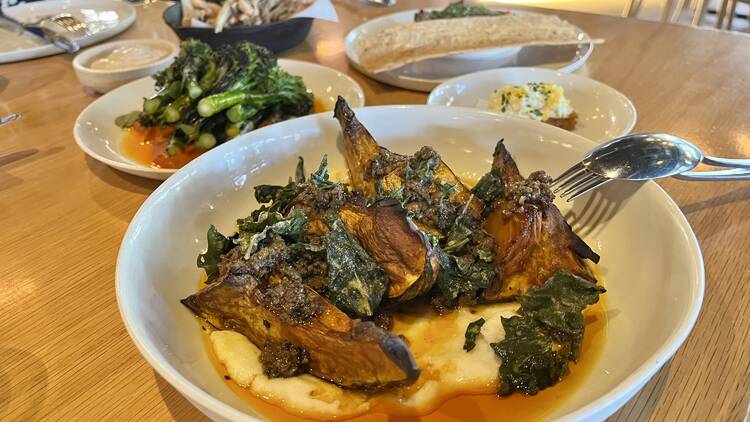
73,39,178,93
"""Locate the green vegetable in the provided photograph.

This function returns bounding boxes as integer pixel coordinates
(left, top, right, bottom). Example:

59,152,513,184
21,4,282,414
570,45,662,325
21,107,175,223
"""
254,157,306,214
517,270,606,360
442,217,473,254
226,104,258,123
188,80,203,99
224,123,241,139
434,244,497,300
117,40,313,152
114,111,141,128
236,208,308,259
142,97,162,115
162,95,192,123
463,318,485,352
325,214,388,318
252,156,340,219
415,153,440,184
154,39,214,92
490,271,606,396
197,90,247,117
431,215,498,301
472,168,504,205
197,132,217,149
197,225,235,282
414,1,507,21
310,154,335,189
492,316,568,396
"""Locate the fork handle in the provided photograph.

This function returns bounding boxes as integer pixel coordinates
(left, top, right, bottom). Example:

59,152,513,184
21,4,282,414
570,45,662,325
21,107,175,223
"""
674,168,750,181
702,156,750,169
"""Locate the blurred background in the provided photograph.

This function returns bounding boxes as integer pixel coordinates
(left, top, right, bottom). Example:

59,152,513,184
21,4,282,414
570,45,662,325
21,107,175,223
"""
486,0,749,30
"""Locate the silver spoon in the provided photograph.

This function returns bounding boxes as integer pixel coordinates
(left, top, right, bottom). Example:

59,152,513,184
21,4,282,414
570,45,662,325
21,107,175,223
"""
552,133,750,201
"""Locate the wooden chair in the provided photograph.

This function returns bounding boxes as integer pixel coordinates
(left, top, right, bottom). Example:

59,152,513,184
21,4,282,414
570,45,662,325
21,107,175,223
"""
725,0,749,29
667,0,710,25
656,0,712,25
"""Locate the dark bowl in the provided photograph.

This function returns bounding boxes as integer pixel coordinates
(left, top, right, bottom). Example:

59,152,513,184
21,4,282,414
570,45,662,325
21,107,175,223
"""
162,3,313,53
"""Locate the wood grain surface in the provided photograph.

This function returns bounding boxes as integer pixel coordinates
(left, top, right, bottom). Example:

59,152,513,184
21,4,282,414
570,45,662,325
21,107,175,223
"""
1,1,749,421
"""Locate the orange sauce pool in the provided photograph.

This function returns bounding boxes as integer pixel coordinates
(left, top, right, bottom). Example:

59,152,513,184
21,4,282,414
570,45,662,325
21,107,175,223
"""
120,123,206,169
199,276,607,422
121,97,327,169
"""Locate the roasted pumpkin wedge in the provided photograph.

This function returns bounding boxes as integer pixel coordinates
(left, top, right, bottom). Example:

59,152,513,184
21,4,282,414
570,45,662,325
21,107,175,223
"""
182,264,420,390
338,200,439,302
482,141,600,301
333,96,482,236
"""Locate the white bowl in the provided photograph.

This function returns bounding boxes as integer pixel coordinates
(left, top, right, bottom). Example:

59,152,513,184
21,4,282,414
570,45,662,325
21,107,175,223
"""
73,59,366,179
117,106,703,421
428,67,637,142
73,39,178,93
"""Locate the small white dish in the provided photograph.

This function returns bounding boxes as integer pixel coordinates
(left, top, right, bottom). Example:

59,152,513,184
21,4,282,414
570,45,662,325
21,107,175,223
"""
428,67,637,142
73,59,365,180
116,105,703,422
0,0,136,63
73,39,178,93
344,9,593,92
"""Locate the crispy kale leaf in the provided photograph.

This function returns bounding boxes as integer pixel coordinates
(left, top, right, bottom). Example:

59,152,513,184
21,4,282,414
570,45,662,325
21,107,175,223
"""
197,225,236,282
236,208,308,258
253,157,308,217
432,216,498,301
310,155,335,190
325,214,388,318
490,271,606,396
492,316,568,396
472,168,504,205
434,244,496,300
253,155,336,218
415,1,507,21
463,317,486,352
518,270,606,360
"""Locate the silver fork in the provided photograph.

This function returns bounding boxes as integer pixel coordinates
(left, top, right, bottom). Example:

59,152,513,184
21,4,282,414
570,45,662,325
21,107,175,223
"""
551,163,611,201
47,14,90,36
551,133,750,202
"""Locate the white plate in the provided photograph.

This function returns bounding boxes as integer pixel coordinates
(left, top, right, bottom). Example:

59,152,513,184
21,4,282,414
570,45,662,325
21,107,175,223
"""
0,0,136,64
428,67,637,142
73,59,366,180
117,105,704,422
344,9,593,92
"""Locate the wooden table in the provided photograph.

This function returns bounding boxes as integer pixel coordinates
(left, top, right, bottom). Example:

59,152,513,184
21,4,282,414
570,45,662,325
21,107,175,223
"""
2,1,749,420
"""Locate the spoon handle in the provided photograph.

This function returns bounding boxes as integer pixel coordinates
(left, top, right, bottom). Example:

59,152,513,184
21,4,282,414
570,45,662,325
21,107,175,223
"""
702,156,750,169
674,168,750,181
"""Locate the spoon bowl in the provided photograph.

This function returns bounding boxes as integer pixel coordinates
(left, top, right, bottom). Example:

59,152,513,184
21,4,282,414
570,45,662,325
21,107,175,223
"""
583,133,704,181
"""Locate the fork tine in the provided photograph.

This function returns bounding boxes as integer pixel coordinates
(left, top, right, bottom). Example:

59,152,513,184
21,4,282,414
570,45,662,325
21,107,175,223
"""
553,168,590,193
552,162,584,185
565,178,611,202
558,173,599,197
